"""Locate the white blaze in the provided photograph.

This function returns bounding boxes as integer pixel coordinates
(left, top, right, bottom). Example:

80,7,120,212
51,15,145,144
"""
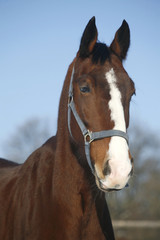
106,68,126,132
103,68,131,189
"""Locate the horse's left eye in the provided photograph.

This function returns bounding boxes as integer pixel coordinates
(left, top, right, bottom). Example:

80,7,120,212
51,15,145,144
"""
80,86,90,93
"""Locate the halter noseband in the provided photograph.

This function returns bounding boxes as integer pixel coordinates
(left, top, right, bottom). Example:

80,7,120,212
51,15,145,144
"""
68,66,129,174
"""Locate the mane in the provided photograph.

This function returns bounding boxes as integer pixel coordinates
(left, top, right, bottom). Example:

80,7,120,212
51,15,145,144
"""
91,42,110,65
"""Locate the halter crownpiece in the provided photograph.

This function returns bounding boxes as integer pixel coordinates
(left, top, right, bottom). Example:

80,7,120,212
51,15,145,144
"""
68,66,129,174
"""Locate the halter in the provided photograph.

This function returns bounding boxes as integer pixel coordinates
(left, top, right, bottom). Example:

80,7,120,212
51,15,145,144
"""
68,66,129,174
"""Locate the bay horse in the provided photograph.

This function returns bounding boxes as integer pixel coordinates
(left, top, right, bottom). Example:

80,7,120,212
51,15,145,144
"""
0,17,135,240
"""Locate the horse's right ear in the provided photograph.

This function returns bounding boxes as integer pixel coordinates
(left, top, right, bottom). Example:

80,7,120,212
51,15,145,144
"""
79,17,98,58
110,20,130,60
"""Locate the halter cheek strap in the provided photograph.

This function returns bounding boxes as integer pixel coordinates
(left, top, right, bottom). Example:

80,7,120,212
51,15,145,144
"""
68,66,129,174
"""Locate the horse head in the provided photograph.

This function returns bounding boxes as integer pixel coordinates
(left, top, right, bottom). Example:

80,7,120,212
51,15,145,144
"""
67,17,135,192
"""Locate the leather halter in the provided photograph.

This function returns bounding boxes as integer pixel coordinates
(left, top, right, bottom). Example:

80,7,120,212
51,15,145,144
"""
68,66,129,174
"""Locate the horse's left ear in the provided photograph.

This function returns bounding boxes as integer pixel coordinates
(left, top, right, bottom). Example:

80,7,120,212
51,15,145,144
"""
110,20,130,60
79,17,98,58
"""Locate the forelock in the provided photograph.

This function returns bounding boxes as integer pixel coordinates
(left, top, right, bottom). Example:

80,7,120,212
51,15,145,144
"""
92,42,111,65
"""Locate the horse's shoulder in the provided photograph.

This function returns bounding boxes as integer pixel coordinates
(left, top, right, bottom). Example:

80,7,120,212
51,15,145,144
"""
43,135,57,151
40,135,57,159
20,135,57,172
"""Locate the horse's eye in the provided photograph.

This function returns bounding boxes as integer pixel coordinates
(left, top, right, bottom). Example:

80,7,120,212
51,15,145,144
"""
80,86,90,93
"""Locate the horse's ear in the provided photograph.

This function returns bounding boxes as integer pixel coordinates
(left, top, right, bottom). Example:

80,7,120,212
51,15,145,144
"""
110,20,130,60
79,17,98,58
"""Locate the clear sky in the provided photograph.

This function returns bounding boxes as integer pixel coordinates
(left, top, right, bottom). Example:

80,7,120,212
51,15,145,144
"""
0,0,160,157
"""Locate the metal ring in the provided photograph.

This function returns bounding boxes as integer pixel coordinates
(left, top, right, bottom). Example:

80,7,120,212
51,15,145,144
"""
68,95,73,105
84,130,94,144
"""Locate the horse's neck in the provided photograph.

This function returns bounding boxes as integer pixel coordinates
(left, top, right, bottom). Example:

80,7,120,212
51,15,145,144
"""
54,131,86,192
54,59,96,196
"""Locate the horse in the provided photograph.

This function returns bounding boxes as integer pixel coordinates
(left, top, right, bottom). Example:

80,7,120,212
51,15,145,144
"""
0,17,135,240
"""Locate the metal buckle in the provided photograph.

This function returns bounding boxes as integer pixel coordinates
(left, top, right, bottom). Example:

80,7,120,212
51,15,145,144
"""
84,130,94,144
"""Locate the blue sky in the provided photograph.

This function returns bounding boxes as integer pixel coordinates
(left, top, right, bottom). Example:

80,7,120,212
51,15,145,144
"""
0,0,160,156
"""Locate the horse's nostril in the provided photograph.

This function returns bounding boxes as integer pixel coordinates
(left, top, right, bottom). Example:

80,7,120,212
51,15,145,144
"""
103,160,111,176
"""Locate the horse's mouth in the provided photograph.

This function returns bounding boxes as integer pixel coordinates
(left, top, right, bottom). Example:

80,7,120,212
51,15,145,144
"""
97,181,122,192
97,177,130,192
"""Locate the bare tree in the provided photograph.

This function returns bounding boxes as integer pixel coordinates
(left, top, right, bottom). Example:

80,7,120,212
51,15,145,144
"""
3,118,52,163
